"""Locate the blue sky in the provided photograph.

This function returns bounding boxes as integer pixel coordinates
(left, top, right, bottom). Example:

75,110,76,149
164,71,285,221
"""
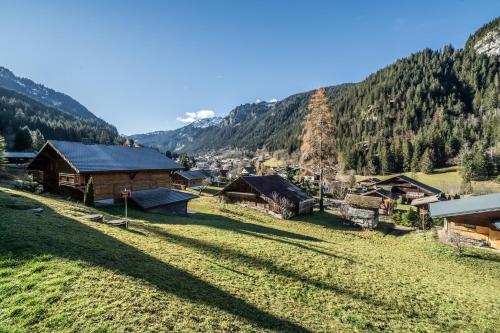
0,1,498,134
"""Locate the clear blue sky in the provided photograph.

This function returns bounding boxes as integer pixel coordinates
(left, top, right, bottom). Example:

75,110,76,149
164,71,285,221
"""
0,1,498,135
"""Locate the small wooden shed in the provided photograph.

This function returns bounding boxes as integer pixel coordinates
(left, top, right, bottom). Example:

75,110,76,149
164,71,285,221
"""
361,188,397,215
172,170,208,189
343,194,383,229
130,188,197,215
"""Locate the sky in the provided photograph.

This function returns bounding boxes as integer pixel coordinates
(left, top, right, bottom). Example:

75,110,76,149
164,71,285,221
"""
0,1,498,135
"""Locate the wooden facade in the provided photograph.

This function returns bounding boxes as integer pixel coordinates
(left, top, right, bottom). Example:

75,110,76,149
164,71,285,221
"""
28,141,179,204
218,176,315,218
430,193,500,249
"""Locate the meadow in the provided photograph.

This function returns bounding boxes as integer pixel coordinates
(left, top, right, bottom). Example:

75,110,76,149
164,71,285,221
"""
1,186,499,332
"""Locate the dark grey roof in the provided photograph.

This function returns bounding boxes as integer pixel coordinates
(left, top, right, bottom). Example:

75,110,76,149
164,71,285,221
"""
5,151,36,158
45,140,182,173
176,170,208,180
430,193,500,218
130,188,198,210
374,175,441,195
361,188,398,200
226,175,313,204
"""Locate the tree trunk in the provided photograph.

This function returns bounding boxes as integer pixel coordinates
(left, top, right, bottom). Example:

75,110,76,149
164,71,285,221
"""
319,167,324,212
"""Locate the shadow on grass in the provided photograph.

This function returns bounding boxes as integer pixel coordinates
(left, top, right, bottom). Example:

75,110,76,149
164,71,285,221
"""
0,191,311,332
101,205,322,242
138,223,405,313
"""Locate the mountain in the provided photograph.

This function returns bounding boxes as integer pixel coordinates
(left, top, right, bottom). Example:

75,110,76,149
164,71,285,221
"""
0,67,119,148
0,66,97,119
132,18,499,175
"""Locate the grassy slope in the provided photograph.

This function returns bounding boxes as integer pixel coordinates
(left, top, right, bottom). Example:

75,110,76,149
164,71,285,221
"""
1,187,499,332
352,167,500,195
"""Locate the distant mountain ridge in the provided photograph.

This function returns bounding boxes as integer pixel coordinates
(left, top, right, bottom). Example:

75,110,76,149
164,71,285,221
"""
0,67,119,147
0,66,97,119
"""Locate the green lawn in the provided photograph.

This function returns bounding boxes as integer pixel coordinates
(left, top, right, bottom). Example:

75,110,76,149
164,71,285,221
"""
1,187,499,332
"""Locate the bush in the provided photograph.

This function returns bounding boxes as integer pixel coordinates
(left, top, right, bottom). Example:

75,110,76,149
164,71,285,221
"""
392,209,420,228
13,179,43,194
84,177,95,207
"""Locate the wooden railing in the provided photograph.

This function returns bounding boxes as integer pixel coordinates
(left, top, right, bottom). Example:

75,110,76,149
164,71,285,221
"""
59,173,85,188
30,170,44,183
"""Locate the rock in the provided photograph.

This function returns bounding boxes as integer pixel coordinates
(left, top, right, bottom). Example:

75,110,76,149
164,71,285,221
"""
82,214,103,222
107,219,128,228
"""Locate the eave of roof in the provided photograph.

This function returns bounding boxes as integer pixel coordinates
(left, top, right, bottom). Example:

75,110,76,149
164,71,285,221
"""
429,193,500,218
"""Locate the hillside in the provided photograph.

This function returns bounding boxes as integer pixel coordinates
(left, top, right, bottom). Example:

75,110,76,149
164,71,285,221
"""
0,87,119,147
1,187,499,331
132,18,499,176
0,66,97,119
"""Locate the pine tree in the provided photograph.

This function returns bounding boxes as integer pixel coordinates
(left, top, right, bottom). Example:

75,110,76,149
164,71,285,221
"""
420,149,434,174
31,129,45,151
299,87,337,211
13,126,33,151
84,177,95,207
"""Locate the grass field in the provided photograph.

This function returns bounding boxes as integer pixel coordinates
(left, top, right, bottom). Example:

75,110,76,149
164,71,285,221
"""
1,187,499,332
351,167,500,195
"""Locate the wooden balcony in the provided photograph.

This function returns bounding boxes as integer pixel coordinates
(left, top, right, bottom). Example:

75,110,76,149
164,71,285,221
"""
30,170,44,183
59,173,86,188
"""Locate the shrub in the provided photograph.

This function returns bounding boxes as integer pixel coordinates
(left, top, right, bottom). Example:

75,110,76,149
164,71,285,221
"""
13,179,43,194
84,177,95,207
392,209,420,228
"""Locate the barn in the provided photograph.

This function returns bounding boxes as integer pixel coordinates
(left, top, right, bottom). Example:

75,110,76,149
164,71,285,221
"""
430,193,500,249
28,140,183,204
218,175,315,218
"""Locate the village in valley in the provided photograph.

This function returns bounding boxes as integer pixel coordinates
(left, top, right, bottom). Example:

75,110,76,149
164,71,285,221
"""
0,3,499,333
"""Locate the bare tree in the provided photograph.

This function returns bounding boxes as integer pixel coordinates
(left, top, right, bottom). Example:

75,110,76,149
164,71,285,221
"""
300,87,337,211
449,232,466,255
271,191,294,219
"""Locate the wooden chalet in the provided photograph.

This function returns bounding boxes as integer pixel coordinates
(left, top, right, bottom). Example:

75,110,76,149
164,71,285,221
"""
430,193,500,249
218,175,315,218
28,140,183,204
342,194,382,229
411,195,442,216
361,188,397,215
373,175,441,203
172,170,208,189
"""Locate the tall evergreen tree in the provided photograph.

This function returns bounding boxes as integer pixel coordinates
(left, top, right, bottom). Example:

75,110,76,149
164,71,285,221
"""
299,87,337,211
13,126,33,151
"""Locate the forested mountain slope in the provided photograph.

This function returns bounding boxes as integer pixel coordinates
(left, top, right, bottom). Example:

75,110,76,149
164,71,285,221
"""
0,87,119,148
134,18,499,174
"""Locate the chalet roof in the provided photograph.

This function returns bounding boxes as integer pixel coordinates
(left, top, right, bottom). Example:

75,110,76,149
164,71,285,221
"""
429,193,500,218
357,177,381,184
374,175,441,195
222,175,313,204
5,151,36,158
344,194,382,209
130,188,197,210
176,170,208,180
411,195,442,207
361,188,398,200
38,140,182,173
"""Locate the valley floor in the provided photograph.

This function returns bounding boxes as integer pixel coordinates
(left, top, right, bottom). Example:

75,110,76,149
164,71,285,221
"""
1,187,499,332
